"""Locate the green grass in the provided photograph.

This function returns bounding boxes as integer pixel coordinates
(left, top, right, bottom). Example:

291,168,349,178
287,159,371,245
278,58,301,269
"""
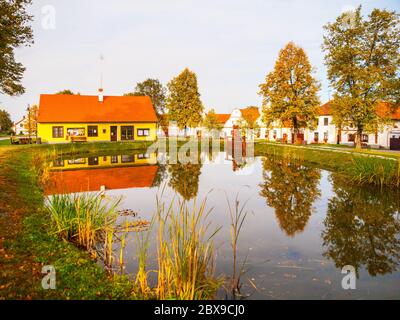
254,142,400,187
0,147,133,299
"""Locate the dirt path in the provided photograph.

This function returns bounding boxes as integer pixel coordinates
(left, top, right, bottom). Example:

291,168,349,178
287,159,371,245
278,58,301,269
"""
0,149,43,299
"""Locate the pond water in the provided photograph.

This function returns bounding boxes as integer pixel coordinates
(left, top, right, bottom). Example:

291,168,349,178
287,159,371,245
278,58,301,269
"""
45,150,400,299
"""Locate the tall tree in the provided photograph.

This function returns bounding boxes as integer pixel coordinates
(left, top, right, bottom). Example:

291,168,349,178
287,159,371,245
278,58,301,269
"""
56,89,75,95
203,108,223,136
0,0,33,96
0,109,13,133
166,68,204,131
23,104,38,136
238,106,260,137
124,78,167,116
259,42,320,143
322,6,400,149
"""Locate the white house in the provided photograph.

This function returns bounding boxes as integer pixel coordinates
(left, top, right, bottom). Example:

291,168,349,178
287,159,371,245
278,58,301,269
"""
12,116,29,135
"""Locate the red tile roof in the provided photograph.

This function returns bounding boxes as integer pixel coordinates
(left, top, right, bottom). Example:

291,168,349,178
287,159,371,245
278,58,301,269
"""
240,107,260,121
320,100,400,119
319,101,332,116
38,94,157,123
44,165,158,195
214,114,230,124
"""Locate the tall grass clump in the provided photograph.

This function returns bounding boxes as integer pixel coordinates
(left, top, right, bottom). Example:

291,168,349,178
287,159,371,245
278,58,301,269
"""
349,157,400,188
45,192,122,250
155,196,222,300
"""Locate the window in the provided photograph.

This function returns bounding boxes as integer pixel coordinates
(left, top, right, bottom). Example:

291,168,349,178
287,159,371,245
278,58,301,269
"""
121,126,134,140
137,153,150,159
314,132,319,141
121,154,134,163
362,134,369,143
67,128,85,136
52,126,64,138
111,155,118,163
67,158,85,165
88,156,99,166
348,134,355,142
137,128,150,137
88,125,98,137
324,118,329,126
324,132,329,140
53,158,64,167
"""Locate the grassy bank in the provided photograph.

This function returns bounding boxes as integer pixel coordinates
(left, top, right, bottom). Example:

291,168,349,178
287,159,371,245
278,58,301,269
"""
0,146,133,299
254,142,400,187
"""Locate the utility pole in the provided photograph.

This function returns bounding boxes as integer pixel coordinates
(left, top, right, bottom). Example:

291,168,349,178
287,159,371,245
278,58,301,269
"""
26,104,31,143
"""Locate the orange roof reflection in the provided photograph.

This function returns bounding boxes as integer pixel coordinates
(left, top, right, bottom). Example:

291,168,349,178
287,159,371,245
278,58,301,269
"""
44,165,158,195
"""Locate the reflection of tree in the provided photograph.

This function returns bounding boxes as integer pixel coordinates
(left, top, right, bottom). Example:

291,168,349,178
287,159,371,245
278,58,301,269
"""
168,163,202,200
259,156,321,236
152,164,168,188
322,173,400,277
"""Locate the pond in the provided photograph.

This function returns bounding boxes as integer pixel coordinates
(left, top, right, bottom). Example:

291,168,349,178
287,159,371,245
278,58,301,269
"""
45,150,400,299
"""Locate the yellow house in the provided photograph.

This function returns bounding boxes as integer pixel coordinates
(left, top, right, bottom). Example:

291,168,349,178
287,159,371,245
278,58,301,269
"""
37,90,158,143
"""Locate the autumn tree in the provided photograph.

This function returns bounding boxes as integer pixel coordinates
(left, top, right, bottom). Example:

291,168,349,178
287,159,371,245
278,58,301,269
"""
56,89,75,95
124,78,167,117
23,104,38,136
0,109,13,133
0,0,33,96
259,42,320,143
259,155,321,237
203,109,223,137
238,106,260,137
166,68,204,132
322,6,400,149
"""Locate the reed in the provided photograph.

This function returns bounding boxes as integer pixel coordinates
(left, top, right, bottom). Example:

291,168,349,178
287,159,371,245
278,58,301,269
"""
348,157,400,188
155,196,222,300
226,193,249,298
45,192,122,250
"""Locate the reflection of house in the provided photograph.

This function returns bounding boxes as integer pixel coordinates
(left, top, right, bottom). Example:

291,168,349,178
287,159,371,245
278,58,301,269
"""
12,116,28,135
50,153,157,170
45,165,158,195
37,90,158,143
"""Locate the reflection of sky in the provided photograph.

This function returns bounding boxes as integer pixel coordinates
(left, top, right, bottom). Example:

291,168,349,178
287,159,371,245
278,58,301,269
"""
50,153,400,299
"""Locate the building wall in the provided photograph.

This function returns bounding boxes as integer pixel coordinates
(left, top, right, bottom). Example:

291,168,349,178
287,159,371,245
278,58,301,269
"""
51,152,157,170
306,116,337,144
38,122,157,143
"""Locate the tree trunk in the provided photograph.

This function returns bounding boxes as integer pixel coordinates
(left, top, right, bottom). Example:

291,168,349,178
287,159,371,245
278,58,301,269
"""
292,117,298,144
355,127,363,149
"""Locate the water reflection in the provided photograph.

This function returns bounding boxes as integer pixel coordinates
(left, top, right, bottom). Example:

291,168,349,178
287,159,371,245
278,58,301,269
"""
259,156,321,237
322,173,400,277
46,153,159,195
168,163,202,200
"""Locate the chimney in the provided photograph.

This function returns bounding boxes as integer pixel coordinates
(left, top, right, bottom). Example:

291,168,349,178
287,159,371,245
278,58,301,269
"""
98,88,104,102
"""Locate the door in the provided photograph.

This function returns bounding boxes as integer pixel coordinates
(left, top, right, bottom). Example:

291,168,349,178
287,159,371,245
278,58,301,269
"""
390,137,400,150
110,126,117,141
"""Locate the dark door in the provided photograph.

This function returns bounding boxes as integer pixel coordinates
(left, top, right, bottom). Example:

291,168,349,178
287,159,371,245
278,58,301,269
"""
110,126,117,141
390,138,400,150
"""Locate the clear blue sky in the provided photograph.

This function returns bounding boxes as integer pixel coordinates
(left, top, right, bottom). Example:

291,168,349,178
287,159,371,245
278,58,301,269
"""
1,0,399,121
